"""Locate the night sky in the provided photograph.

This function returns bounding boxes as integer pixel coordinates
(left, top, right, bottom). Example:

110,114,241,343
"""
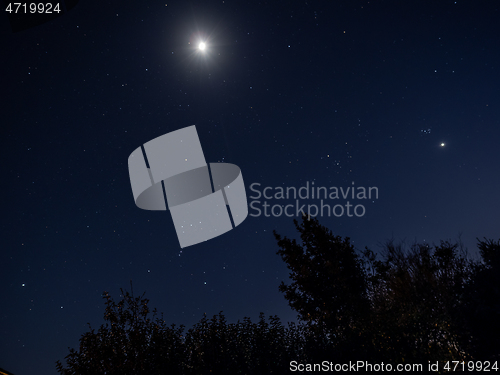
2,0,500,374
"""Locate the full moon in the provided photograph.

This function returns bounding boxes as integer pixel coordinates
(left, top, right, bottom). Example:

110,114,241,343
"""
198,42,206,51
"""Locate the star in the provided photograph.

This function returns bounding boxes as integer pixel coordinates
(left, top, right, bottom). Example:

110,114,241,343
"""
440,142,445,147
198,42,206,51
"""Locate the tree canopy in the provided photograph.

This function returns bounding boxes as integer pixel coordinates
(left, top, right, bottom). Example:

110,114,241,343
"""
274,216,500,363
56,217,500,373
56,288,309,375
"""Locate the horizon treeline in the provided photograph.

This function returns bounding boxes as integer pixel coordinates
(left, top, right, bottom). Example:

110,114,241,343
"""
56,216,500,374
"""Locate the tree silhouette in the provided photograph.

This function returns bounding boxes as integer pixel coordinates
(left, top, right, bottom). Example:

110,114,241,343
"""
57,218,500,373
273,215,372,359
55,288,186,375
182,312,303,374
56,289,307,374
273,216,499,363
461,238,500,360
366,240,474,362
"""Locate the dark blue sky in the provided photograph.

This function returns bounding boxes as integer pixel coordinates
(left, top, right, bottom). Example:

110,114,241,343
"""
2,1,499,374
